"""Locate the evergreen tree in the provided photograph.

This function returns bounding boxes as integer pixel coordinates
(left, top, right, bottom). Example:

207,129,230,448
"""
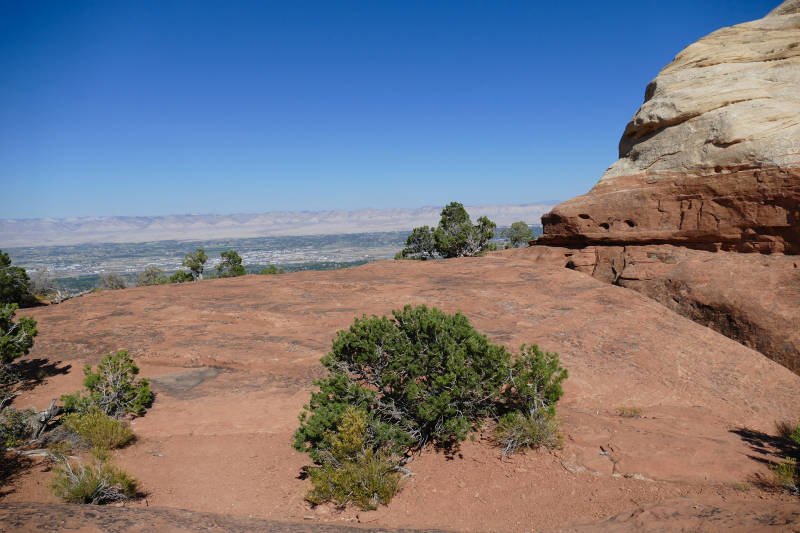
500,221,534,248
0,250,30,305
396,202,497,260
215,250,246,278
182,249,208,280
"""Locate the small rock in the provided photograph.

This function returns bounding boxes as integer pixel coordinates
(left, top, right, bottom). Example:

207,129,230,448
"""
357,509,386,523
314,505,332,517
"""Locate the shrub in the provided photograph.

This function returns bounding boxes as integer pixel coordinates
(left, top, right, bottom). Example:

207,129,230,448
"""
397,203,497,259
99,270,126,291
775,417,800,445
0,250,31,305
500,222,535,249
770,458,799,495
433,202,497,258
61,409,134,450
396,226,436,260
182,248,208,280
168,270,194,283
259,265,286,275
294,306,567,508
48,447,138,504
215,250,246,278
0,407,34,448
61,351,152,418
494,410,563,457
306,408,403,510
308,449,402,510
0,303,38,365
137,267,167,287
28,268,59,298
617,406,643,418
294,305,568,457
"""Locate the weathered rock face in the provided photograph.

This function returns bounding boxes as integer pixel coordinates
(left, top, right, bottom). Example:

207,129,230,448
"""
512,244,800,375
539,1,800,253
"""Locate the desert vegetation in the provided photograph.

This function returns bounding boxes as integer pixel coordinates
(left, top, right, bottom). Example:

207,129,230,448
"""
99,270,127,290
770,416,800,495
61,408,135,449
0,249,31,306
500,221,535,248
61,350,152,417
770,458,799,495
46,352,149,504
259,265,286,275
168,270,194,283
211,250,246,278
48,446,139,505
395,202,499,260
293,304,568,509
617,405,643,418
137,266,168,286
182,248,208,280
28,268,60,299
775,416,800,445
0,281,148,505
0,302,38,408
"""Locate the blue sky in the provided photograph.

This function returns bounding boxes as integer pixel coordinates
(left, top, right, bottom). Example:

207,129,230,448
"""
0,0,779,219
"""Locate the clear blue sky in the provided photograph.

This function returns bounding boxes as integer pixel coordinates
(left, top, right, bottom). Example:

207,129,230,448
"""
0,0,779,219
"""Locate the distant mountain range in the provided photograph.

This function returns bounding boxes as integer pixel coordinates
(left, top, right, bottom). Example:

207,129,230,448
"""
0,203,557,247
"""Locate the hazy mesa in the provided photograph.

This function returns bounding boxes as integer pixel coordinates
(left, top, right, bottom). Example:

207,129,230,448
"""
0,203,555,247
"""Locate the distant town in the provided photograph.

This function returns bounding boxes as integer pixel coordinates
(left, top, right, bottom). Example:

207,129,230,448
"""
8,226,543,291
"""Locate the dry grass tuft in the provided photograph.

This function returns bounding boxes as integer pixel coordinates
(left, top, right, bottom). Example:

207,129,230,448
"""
617,405,643,418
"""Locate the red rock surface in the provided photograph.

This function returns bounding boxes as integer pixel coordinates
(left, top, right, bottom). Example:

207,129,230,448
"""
4,258,799,531
510,244,800,374
538,166,800,253
2,497,799,533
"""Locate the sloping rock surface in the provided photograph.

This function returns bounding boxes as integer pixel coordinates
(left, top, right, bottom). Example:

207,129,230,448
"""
538,1,800,253
509,245,800,374
6,258,800,532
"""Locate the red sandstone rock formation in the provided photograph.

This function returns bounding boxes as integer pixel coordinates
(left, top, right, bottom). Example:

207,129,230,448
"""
7,260,800,530
538,1,800,254
509,244,800,374
529,1,800,375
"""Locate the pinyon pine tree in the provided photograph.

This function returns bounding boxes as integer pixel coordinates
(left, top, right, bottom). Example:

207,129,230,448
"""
182,249,208,280
396,202,497,260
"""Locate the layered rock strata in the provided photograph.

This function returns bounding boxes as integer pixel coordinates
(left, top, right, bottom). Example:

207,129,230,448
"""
527,1,800,375
538,1,800,253
515,244,800,374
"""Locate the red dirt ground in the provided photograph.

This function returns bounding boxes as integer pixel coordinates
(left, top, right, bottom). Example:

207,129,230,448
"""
3,252,799,531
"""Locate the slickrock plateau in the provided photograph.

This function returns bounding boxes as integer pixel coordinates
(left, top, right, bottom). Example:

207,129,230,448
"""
4,257,800,531
533,0,800,375
538,0,800,253
516,244,800,374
